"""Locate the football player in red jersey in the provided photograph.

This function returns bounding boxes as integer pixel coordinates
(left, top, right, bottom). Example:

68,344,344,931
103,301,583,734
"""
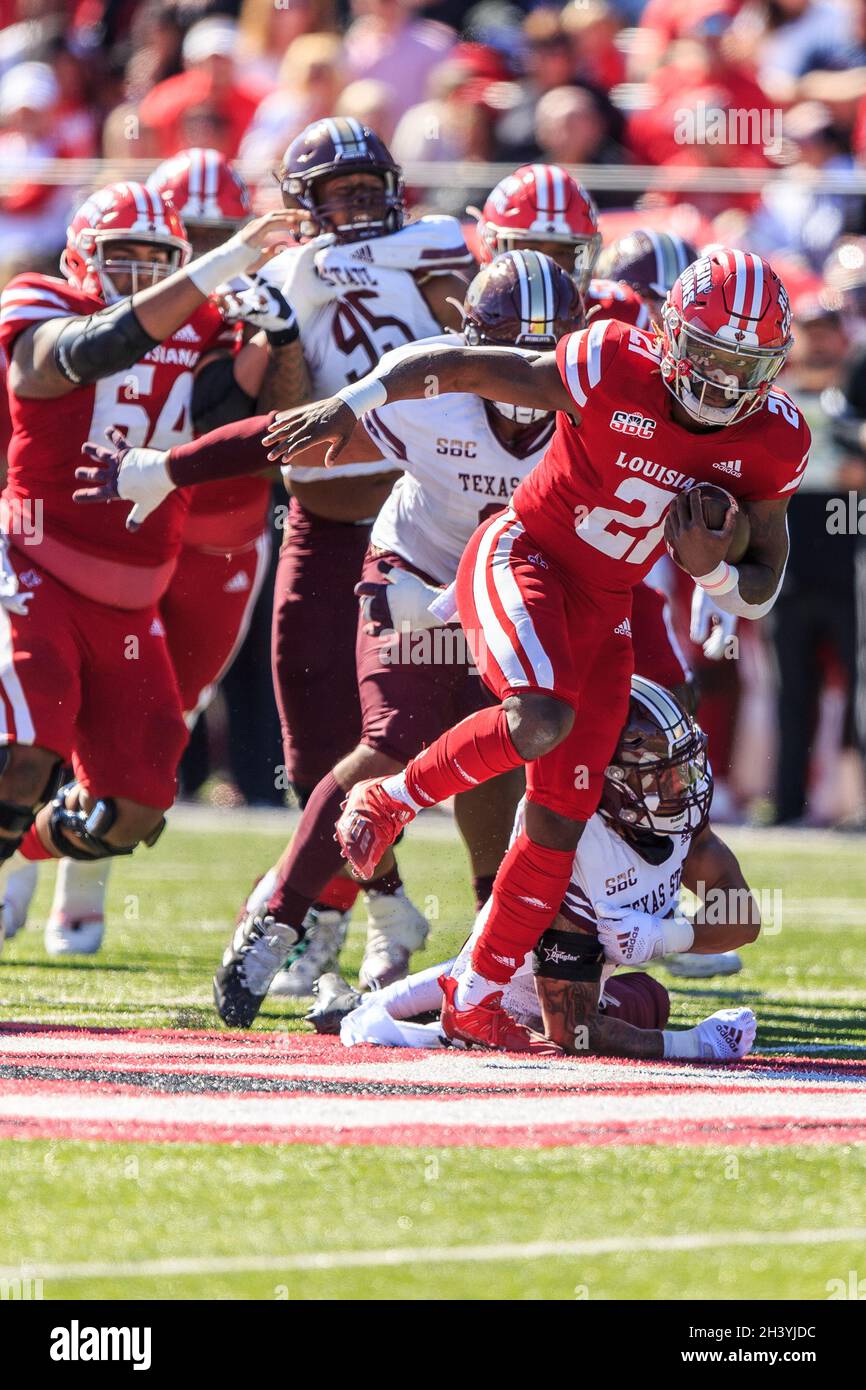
251,247,809,1050
0,181,297,950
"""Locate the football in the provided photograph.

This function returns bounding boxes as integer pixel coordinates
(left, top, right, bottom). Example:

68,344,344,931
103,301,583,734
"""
666,482,751,569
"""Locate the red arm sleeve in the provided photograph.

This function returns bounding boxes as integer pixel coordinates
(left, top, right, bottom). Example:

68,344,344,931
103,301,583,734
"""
168,412,276,487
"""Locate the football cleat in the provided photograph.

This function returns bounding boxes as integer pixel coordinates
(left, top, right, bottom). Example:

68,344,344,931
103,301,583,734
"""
1,861,38,940
360,888,429,990
269,907,350,998
694,1007,757,1061
213,912,301,1028
663,950,743,978
439,974,563,1054
305,972,364,1035
335,779,416,880
44,912,105,957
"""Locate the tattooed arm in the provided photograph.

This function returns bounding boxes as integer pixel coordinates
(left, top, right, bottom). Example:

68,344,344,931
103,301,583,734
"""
256,334,312,415
534,915,663,1058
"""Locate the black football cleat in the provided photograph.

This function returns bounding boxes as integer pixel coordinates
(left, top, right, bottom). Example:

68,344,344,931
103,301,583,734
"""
305,972,364,1035
213,911,301,1028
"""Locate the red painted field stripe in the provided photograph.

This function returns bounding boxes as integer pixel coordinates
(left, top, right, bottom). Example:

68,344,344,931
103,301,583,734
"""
3,1025,866,1075
1,1116,865,1148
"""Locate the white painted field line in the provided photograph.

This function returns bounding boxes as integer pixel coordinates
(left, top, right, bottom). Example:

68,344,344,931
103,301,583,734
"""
4,1225,866,1282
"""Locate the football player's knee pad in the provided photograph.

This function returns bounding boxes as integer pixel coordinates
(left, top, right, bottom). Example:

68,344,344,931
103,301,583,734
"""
47,782,166,861
0,752,64,859
532,926,604,983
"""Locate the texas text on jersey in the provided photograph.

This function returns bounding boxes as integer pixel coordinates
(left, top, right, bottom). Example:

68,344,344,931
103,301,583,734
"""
513,316,811,589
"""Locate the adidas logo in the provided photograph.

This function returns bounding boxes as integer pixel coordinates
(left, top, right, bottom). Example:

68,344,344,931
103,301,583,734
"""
712,459,742,478
149,617,165,637
223,571,251,593
174,324,201,343
518,895,552,911
613,617,632,637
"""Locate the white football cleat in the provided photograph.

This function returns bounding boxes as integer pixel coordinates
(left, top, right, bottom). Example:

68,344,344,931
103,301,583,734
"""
269,907,350,998
664,950,743,978
695,1007,757,1061
2,861,39,939
44,912,105,957
360,887,429,990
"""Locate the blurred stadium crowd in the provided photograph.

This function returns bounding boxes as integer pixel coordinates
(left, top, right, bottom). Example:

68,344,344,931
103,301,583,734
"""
3,0,866,828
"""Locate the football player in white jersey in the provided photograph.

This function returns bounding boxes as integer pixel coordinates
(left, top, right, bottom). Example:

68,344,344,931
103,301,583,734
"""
73,250,581,1024
317,677,760,1061
226,117,475,996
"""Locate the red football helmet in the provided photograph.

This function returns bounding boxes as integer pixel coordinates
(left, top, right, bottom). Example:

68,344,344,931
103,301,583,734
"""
478,164,601,293
463,248,584,423
279,117,404,243
147,147,251,230
660,249,792,427
62,181,190,304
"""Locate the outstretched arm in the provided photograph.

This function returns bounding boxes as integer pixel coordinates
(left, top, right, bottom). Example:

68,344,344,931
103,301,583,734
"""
73,410,383,529
261,344,575,466
9,210,299,400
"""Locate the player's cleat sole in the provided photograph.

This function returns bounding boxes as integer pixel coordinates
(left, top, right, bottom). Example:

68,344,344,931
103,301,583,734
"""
44,913,105,957
663,950,743,978
269,907,350,998
439,973,563,1055
335,779,416,880
695,1007,758,1061
305,972,364,1035
360,888,429,990
213,912,300,1028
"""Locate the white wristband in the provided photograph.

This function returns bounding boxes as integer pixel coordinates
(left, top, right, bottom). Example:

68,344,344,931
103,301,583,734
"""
695,561,739,596
337,377,388,418
186,234,260,297
662,910,695,954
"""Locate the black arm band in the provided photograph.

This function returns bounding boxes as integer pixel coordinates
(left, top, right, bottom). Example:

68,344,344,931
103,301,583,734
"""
53,299,160,386
266,320,300,348
532,927,604,983
191,356,256,434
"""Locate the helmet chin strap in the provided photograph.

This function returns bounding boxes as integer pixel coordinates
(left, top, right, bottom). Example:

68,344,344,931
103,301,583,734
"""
491,399,549,425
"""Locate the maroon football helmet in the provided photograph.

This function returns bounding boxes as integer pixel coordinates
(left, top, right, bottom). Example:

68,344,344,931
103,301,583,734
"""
462,249,584,423
596,230,699,309
279,117,404,243
600,676,713,839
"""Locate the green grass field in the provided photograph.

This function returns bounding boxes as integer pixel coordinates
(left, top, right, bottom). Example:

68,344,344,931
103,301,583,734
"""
1,813,865,1300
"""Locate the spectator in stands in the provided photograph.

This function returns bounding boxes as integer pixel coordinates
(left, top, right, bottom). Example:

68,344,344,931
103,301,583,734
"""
731,0,856,104
238,0,338,87
336,78,397,143
344,0,456,121
239,33,345,170
770,292,866,823
138,14,267,158
533,84,631,206
493,6,576,163
0,60,77,270
750,101,863,268
561,0,626,92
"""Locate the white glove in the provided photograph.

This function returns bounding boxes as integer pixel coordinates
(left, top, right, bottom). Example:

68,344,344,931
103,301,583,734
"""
257,234,338,329
595,902,695,964
76,433,175,530
221,273,299,335
355,560,446,635
690,584,739,660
